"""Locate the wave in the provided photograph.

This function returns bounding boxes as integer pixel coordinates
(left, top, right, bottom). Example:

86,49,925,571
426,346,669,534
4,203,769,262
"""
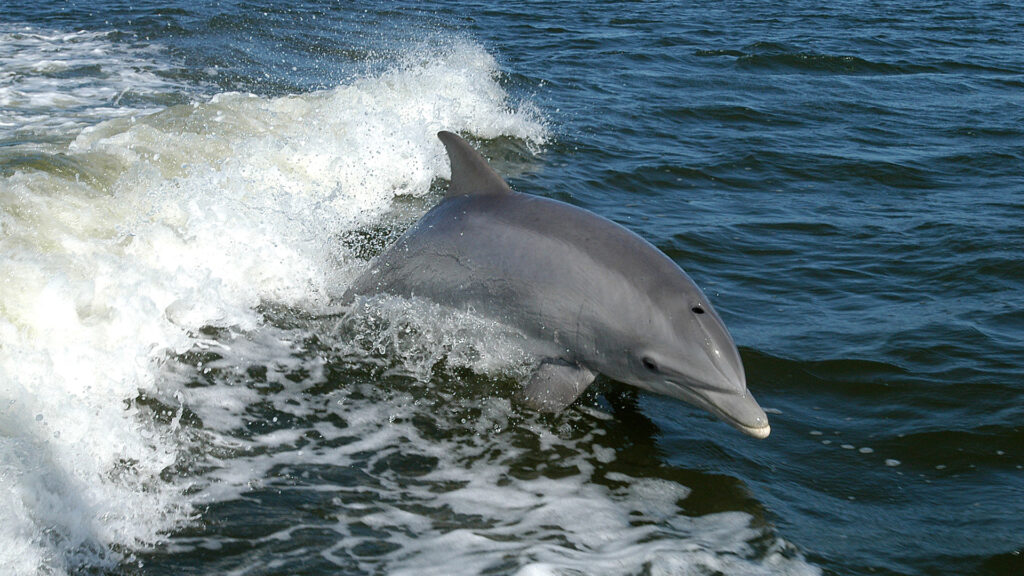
0,31,545,575
695,42,1021,76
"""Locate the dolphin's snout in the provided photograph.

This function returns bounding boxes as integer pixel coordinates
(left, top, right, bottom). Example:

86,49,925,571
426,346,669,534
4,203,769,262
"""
707,354,771,438
747,421,772,439
707,387,771,439
693,309,771,438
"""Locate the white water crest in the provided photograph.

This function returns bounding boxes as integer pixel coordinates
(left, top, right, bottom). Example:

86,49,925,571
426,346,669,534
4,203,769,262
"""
0,27,545,574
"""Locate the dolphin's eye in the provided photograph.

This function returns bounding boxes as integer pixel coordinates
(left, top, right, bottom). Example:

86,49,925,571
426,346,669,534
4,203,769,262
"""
641,357,659,372
691,306,705,315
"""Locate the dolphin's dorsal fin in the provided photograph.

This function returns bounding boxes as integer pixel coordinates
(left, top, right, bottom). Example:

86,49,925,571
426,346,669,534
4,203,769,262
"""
438,131,512,199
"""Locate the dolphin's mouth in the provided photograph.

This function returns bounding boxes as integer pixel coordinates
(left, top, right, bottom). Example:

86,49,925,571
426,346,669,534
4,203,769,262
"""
669,382,771,439
708,392,771,439
730,417,772,439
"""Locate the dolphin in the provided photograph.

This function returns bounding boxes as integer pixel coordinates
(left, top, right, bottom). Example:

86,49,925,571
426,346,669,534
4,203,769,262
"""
346,131,770,438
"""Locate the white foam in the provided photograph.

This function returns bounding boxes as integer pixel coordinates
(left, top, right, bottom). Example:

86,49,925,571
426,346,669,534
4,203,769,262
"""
0,33,545,574
144,296,816,575
157,337,820,576
0,25,184,145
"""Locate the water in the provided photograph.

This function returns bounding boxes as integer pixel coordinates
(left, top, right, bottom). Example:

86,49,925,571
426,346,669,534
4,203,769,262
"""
1,1,1021,575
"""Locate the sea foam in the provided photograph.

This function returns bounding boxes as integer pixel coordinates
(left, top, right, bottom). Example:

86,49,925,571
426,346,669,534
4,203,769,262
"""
0,28,544,574
0,26,183,145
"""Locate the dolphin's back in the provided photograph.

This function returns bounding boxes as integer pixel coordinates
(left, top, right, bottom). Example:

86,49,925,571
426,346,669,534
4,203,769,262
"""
349,191,693,358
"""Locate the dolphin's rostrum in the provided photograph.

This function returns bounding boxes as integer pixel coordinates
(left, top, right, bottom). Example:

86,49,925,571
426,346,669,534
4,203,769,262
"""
346,131,771,438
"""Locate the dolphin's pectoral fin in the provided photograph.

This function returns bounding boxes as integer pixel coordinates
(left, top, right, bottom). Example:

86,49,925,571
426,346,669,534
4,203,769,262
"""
520,360,596,412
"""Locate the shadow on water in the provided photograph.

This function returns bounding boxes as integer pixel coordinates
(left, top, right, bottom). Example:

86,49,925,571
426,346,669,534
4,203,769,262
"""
599,387,766,519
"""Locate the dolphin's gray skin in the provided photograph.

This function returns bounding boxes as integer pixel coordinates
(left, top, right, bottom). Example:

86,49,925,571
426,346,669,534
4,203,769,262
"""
347,131,770,438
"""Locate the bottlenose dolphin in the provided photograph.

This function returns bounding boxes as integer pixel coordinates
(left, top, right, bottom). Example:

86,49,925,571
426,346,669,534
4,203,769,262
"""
346,131,770,438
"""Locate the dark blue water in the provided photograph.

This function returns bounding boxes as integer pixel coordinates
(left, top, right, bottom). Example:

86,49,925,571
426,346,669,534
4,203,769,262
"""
2,2,1022,575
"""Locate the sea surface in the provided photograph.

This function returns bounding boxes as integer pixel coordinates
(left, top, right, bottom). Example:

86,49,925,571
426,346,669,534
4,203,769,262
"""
1,1,1022,575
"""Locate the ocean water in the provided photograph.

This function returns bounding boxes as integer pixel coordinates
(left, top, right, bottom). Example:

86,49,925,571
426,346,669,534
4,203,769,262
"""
1,1,1022,575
